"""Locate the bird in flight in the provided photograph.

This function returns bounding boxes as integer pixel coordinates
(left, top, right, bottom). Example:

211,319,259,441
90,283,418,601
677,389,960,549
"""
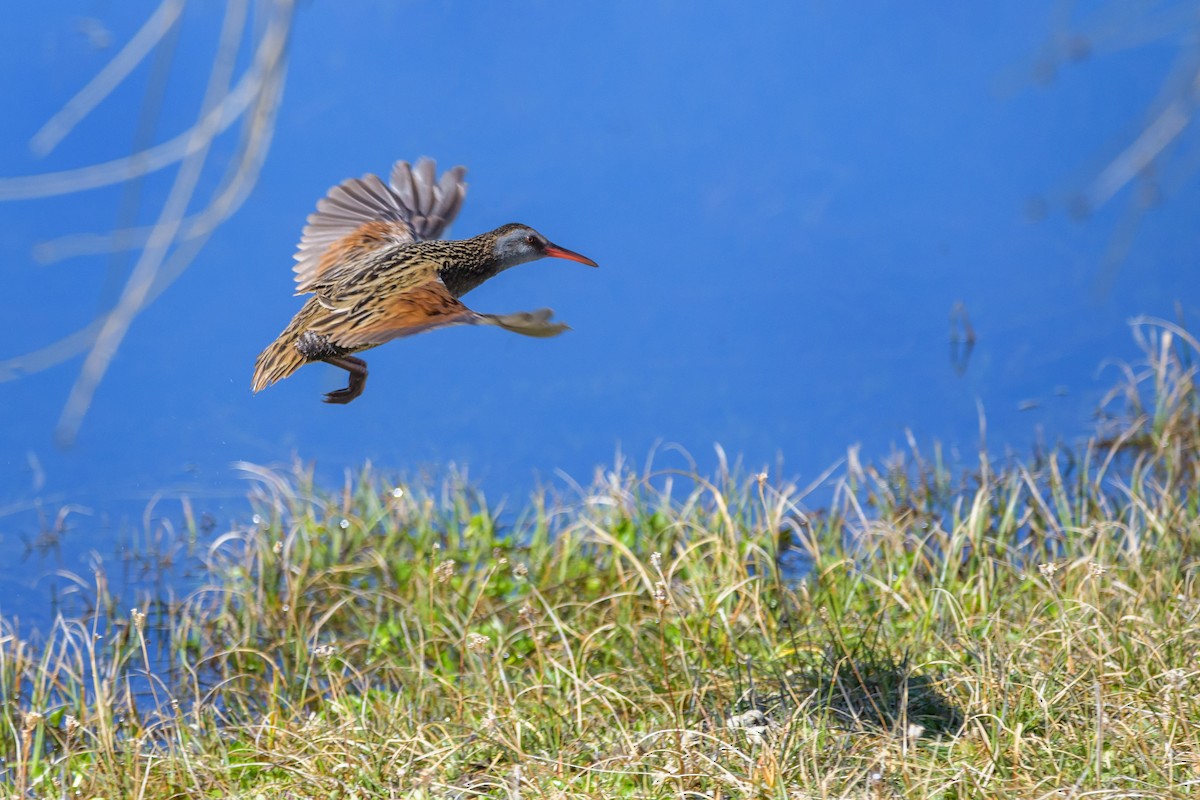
252,158,596,403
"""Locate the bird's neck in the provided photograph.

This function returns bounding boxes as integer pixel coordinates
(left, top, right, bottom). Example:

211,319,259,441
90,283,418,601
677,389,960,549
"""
434,233,502,298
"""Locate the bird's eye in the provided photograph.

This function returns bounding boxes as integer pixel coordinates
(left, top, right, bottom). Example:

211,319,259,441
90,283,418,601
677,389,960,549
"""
525,235,537,246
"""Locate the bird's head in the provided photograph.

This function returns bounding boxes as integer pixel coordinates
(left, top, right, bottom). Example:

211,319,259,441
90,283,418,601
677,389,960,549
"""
490,223,598,270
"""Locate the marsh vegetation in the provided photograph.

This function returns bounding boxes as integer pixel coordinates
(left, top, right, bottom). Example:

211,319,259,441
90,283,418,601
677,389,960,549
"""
3,320,1199,798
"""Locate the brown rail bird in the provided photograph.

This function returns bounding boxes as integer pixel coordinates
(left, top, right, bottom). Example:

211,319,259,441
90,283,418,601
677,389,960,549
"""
252,158,597,404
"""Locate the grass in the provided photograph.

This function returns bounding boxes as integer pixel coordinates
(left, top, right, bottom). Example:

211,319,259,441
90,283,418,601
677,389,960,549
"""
2,317,1200,799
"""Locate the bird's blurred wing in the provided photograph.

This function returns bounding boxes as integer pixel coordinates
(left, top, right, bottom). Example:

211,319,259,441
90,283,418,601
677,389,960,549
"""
477,308,570,337
293,158,467,294
311,277,476,350
389,158,467,240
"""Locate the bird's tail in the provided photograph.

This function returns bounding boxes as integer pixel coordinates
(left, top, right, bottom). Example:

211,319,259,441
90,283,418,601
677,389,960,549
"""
252,298,323,393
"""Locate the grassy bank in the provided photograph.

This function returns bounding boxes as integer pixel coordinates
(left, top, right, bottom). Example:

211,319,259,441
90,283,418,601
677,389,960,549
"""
3,319,1200,799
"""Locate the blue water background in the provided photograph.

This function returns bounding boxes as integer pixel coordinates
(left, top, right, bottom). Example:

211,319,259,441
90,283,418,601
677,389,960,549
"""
1,2,1199,622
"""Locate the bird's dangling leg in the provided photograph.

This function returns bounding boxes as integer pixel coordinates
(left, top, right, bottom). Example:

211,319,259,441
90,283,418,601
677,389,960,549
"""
292,332,367,404
322,356,368,404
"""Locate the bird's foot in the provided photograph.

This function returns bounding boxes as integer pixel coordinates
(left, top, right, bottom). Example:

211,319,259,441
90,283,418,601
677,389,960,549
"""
323,385,361,404
321,355,368,404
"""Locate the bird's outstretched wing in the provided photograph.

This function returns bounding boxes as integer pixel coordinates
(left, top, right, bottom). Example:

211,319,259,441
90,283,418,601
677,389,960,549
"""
389,159,467,240
292,158,467,295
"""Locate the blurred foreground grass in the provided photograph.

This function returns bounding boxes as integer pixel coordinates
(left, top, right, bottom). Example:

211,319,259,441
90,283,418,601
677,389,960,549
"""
3,319,1200,799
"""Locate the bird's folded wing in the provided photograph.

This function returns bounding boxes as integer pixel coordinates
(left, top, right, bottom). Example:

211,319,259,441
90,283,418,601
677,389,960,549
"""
310,277,476,350
293,158,467,295
312,253,442,312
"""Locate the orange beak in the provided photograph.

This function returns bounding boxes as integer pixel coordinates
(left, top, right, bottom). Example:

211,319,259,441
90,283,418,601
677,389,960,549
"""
544,242,598,267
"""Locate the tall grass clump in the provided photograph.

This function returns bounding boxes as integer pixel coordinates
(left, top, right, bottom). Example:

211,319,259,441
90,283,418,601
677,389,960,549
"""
1,318,1199,798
